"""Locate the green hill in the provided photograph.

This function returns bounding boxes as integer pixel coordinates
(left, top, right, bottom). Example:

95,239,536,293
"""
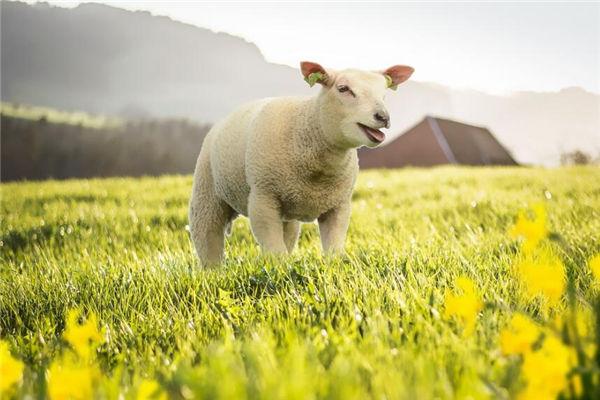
1,102,123,129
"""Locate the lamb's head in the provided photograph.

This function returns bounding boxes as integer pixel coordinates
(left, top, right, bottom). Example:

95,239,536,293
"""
301,61,414,148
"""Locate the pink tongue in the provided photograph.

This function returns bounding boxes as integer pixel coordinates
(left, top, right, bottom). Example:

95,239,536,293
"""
368,127,385,142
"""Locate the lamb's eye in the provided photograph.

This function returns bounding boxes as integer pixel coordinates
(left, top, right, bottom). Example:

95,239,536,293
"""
337,85,356,97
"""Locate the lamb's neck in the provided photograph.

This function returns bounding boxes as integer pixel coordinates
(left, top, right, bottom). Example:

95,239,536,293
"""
294,98,354,173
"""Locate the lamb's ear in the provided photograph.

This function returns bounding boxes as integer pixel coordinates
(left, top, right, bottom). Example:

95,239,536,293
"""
383,65,414,90
300,61,331,87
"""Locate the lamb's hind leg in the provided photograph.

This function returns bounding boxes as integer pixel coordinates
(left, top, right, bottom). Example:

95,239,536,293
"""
189,151,233,266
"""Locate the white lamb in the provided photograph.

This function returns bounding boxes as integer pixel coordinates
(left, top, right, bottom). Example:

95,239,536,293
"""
189,61,414,265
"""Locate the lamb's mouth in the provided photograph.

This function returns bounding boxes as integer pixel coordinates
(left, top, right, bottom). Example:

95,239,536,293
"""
357,123,385,144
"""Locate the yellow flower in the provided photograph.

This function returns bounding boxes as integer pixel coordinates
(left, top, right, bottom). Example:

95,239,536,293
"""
63,310,104,360
589,254,600,282
518,335,573,400
137,378,167,400
569,307,592,339
571,375,583,398
583,342,597,360
0,340,24,394
510,204,548,252
499,314,541,355
516,250,565,308
565,307,597,359
444,276,482,335
47,355,100,400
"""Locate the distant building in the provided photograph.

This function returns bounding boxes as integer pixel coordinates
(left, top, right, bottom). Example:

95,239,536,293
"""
359,116,518,168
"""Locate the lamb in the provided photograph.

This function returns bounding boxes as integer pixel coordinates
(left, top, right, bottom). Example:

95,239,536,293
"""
189,61,414,265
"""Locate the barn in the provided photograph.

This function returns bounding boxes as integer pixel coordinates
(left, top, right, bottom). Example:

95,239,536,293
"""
358,116,518,168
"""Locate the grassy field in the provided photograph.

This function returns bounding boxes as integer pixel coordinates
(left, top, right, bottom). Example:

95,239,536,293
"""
1,166,599,399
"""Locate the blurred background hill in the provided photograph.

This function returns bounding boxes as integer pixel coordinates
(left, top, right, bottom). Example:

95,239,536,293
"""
1,1,599,180
1,1,310,121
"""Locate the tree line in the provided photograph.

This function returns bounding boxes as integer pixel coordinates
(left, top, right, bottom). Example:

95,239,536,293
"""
1,115,211,181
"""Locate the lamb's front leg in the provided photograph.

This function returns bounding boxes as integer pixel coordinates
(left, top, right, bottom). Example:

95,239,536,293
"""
248,190,288,254
318,202,351,254
283,220,300,253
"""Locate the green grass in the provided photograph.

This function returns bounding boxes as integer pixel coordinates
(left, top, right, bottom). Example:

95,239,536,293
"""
1,166,599,399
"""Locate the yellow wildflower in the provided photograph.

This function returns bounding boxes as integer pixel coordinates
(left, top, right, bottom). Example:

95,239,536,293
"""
499,314,541,355
444,276,482,335
47,355,100,400
510,203,547,252
589,254,600,282
137,378,167,400
568,307,592,339
516,250,565,308
518,335,573,400
551,309,597,371
0,340,24,394
571,375,583,398
63,310,104,360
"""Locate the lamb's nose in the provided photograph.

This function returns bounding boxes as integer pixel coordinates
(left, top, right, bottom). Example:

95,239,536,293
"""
374,111,390,128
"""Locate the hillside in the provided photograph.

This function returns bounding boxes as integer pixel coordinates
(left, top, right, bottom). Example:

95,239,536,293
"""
2,1,599,165
0,1,311,121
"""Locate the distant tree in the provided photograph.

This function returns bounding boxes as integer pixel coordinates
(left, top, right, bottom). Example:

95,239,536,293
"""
1,111,211,181
560,150,593,165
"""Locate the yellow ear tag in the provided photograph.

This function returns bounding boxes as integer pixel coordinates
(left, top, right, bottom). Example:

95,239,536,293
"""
305,72,324,87
384,74,397,91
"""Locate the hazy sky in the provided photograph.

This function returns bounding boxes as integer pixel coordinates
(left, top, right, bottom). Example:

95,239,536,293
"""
32,1,600,94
